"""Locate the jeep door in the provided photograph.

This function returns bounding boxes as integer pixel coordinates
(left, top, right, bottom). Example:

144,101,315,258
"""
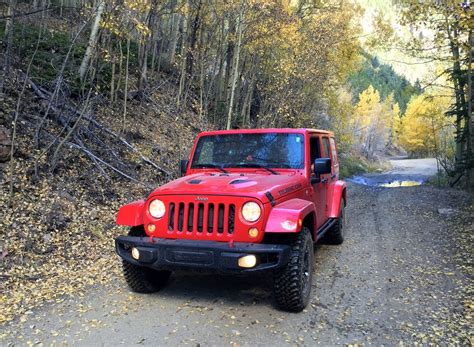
309,135,329,228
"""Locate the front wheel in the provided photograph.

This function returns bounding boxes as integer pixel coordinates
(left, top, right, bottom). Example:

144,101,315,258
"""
122,226,171,293
273,227,314,312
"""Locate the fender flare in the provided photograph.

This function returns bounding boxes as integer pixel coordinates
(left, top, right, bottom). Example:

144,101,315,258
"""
116,200,145,226
264,198,317,235
327,180,347,218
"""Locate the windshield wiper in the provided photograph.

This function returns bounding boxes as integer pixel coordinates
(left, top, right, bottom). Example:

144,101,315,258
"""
193,163,229,174
232,163,279,175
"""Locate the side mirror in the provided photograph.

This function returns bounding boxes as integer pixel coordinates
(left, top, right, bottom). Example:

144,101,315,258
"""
314,158,331,175
180,159,188,176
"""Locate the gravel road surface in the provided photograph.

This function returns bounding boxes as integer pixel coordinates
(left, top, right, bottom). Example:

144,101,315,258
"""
2,159,472,346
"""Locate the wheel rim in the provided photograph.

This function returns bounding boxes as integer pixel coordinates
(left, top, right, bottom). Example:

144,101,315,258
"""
302,241,312,297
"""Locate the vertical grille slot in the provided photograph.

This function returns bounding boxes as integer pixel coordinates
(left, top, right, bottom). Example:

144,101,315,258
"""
197,203,204,232
177,202,185,232
207,203,214,233
229,204,235,234
187,203,194,232
168,203,175,231
217,203,225,233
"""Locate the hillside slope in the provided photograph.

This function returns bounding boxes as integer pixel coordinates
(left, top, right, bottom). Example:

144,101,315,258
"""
0,57,203,325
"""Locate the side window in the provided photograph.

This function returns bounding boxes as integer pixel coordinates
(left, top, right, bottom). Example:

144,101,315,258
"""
310,136,321,164
329,138,338,166
322,137,331,159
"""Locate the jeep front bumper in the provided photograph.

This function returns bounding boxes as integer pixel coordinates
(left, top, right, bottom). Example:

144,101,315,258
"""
115,236,290,273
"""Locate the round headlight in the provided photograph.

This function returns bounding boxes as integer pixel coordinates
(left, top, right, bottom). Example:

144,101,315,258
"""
149,199,166,219
242,201,261,222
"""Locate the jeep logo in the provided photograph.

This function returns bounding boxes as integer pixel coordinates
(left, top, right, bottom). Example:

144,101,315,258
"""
195,197,208,201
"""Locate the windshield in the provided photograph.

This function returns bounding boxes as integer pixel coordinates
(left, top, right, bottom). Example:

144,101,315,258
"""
191,133,305,169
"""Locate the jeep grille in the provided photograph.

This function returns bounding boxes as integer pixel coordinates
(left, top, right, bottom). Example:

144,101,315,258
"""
168,202,236,235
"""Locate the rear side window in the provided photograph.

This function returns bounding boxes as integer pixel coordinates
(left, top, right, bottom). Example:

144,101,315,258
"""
329,138,338,166
310,136,321,163
322,137,331,158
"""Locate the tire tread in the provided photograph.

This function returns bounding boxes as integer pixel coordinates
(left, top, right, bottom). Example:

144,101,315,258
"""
273,228,313,312
121,226,171,293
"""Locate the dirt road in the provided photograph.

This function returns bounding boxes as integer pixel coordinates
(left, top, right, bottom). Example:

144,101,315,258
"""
348,158,438,187
388,158,438,176
2,159,472,346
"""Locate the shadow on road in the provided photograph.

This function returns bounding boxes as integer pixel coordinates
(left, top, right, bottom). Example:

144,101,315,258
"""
155,271,274,306
143,243,337,309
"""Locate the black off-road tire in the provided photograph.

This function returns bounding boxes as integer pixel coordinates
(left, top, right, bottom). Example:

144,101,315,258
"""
122,226,171,293
273,227,314,312
324,199,346,245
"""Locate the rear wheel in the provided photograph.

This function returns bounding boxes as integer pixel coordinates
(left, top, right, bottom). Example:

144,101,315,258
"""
122,226,171,293
324,199,346,245
273,227,314,312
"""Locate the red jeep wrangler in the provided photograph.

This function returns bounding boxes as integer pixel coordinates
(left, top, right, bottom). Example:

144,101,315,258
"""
115,128,346,312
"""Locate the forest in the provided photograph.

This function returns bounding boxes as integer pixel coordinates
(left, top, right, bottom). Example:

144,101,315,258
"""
0,0,473,339
0,0,472,186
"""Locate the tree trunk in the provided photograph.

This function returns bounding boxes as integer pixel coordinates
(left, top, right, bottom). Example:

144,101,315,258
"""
199,51,205,120
466,29,473,190
150,25,158,73
226,2,244,130
186,0,202,78
0,0,16,95
241,66,255,128
449,24,467,177
122,37,130,133
110,52,116,102
213,17,228,123
79,0,105,82
177,6,190,107
223,18,235,111
139,1,158,93
167,13,180,66
116,39,123,102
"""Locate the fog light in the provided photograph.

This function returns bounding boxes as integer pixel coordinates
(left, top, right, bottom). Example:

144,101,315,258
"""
238,255,257,268
248,227,259,238
147,224,156,232
131,247,140,260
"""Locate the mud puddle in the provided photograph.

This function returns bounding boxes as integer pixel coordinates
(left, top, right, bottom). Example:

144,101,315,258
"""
348,158,437,188
348,174,425,188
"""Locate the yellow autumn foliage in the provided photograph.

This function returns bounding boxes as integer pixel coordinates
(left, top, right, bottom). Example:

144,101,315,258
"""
399,93,453,156
350,85,399,159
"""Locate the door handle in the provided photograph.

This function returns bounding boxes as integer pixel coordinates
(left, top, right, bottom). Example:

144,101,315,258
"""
331,174,336,180
321,178,329,183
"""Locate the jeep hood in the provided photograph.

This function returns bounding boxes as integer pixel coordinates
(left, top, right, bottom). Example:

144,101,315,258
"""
151,172,307,202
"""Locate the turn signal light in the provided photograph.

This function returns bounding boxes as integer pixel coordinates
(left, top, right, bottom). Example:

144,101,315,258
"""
238,255,257,268
147,224,156,232
248,228,259,238
281,219,297,231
